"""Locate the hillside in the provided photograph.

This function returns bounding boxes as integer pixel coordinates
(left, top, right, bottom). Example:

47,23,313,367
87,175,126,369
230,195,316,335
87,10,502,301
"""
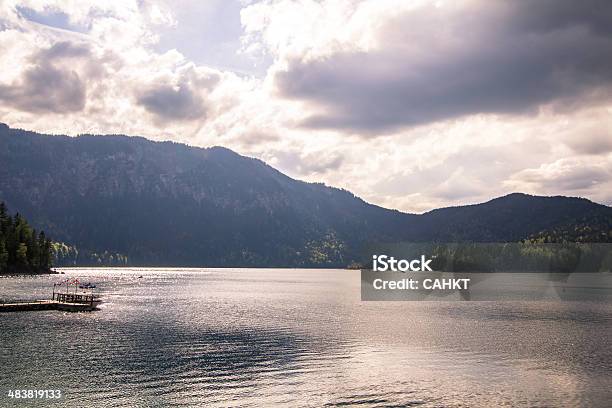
418,193,612,242
1,123,611,267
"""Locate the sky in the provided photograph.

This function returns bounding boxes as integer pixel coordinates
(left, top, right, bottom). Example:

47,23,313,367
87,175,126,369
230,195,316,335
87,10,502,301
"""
0,0,611,213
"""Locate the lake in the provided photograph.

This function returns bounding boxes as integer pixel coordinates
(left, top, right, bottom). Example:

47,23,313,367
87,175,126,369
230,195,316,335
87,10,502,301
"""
1,268,611,407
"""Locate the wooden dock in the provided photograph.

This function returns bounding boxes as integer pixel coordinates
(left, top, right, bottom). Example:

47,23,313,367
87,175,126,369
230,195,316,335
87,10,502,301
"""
1,293,100,313
0,300,98,312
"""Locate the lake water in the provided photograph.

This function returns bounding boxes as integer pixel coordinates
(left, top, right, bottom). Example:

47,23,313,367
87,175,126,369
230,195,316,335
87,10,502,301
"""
1,268,611,407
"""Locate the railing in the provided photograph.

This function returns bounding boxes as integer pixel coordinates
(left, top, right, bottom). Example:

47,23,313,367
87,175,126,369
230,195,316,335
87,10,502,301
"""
52,292,98,305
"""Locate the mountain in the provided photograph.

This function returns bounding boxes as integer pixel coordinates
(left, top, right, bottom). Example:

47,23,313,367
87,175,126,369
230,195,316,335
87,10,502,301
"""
1,123,611,267
416,193,612,242
525,214,612,243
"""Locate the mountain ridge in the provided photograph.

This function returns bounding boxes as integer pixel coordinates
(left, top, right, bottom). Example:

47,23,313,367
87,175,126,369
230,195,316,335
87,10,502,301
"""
1,123,610,267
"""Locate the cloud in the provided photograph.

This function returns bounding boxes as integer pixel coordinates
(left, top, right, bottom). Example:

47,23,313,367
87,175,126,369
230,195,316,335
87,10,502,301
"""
254,0,612,133
137,83,206,121
270,149,344,177
0,42,88,113
136,65,222,122
506,157,612,192
566,132,612,155
507,0,612,36
432,170,487,201
38,41,90,59
0,2,235,133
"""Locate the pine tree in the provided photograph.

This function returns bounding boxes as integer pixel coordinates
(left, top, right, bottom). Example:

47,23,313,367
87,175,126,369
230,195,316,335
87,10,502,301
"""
16,242,28,266
38,231,52,269
28,228,40,268
0,202,7,230
0,238,7,272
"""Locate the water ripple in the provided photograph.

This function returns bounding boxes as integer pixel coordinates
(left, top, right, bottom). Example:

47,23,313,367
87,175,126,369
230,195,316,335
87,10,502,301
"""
1,269,611,407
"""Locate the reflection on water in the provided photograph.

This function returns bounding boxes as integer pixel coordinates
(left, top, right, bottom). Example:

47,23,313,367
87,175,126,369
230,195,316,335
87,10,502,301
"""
1,269,611,407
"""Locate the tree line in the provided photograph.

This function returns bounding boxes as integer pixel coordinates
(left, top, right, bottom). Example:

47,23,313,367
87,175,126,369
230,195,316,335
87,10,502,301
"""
0,202,53,273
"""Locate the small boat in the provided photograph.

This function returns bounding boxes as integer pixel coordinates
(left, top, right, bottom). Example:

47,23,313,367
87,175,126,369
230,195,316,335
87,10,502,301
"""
78,282,96,289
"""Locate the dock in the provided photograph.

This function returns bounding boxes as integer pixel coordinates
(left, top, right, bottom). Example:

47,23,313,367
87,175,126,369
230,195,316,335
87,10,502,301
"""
1,293,100,313
1,278,101,313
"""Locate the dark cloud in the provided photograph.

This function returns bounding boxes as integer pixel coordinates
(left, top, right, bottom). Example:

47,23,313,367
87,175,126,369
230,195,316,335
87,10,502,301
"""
508,0,612,36
0,42,88,113
0,64,86,113
136,83,206,121
275,0,612,133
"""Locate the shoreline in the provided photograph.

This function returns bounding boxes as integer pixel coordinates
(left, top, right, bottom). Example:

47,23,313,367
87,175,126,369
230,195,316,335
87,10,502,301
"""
0,268,59,276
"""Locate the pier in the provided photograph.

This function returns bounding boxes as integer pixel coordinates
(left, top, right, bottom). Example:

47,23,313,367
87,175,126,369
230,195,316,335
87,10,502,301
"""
1,290,100,313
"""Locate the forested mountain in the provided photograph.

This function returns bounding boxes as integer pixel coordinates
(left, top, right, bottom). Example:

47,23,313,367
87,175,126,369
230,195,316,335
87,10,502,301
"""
1,123,611,267
525,214,612,243
416,193,612,242
0,202,53,274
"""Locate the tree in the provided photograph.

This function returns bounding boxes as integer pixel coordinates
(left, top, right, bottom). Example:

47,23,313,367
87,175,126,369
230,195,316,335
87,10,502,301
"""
0,202,8,231
39,231,52,269
0,238,7,272
28,229,40,268
16,242,28,266
0,202,54,273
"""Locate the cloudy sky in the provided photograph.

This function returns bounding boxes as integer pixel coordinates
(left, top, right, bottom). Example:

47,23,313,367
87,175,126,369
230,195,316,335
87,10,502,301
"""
1,0,611,213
